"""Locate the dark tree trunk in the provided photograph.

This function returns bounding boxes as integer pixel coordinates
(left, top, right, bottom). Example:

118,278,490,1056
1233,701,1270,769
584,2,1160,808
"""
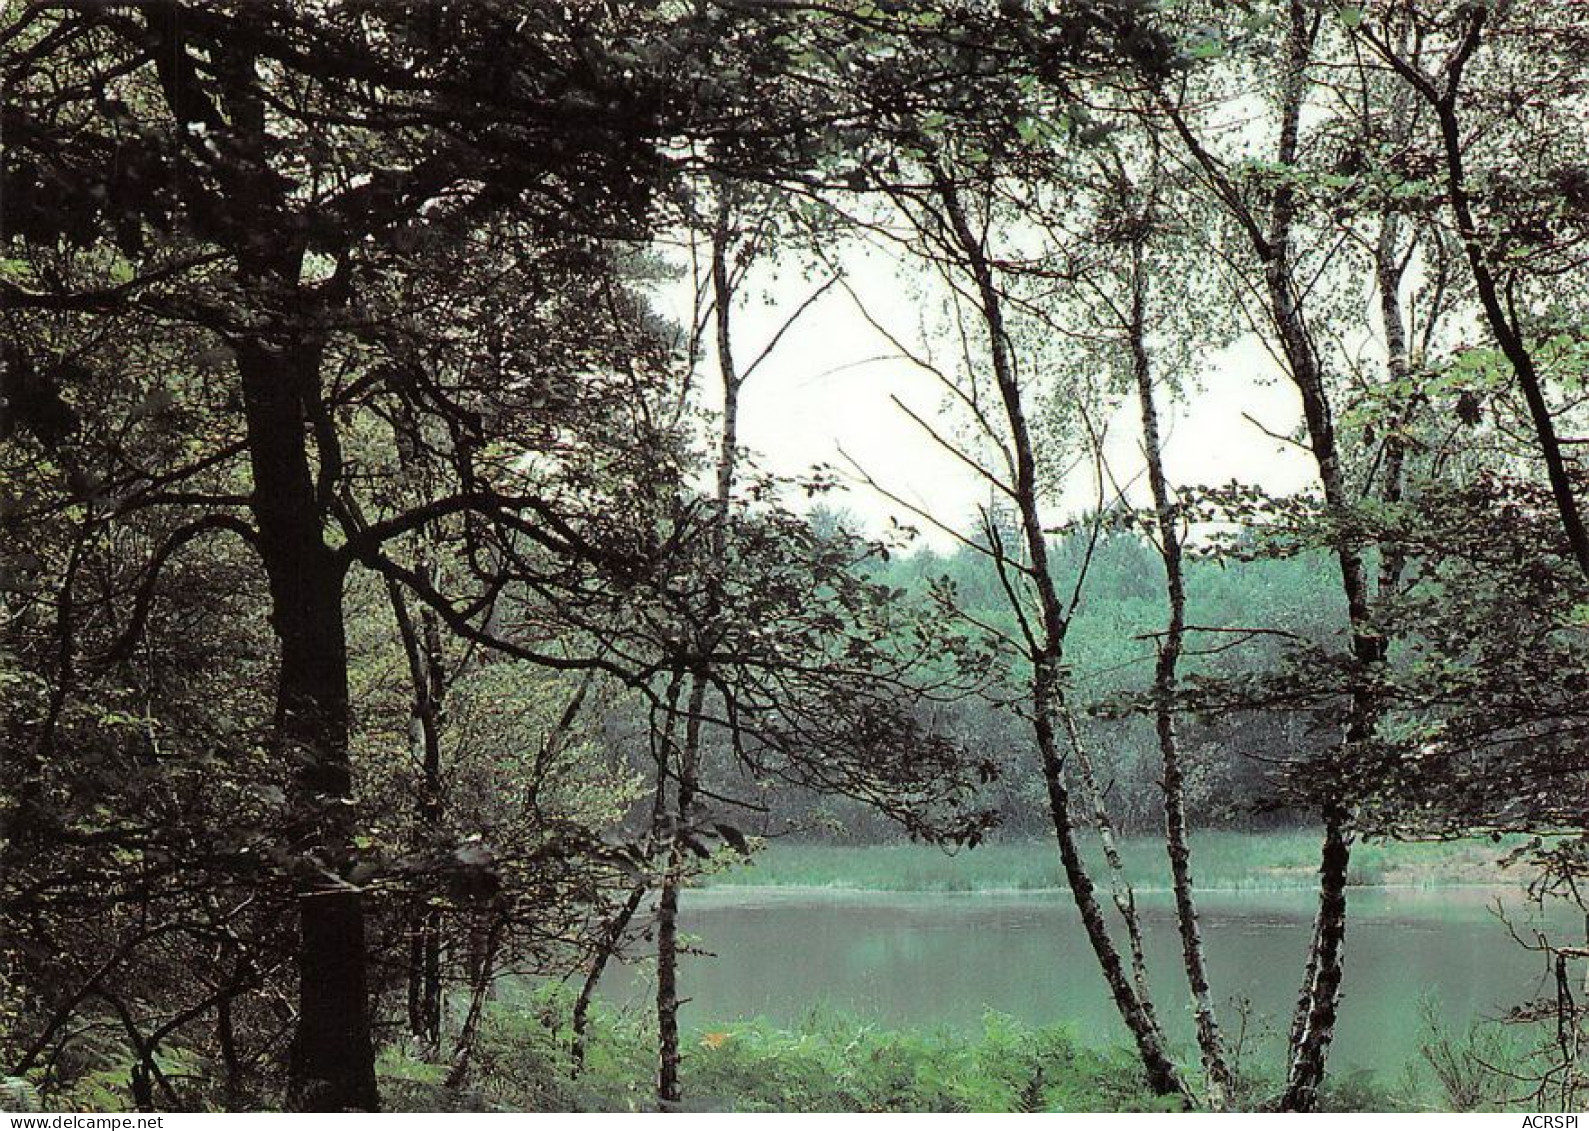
389,562,447,1058
217,992,241,1105
416,601,447,1055
445,914,504,1091
657,677,705,1108
1424,26,1589,581
581,685,674,1077
410,909,443,1059
236,340,377,1112
572,882,647,1074
1351,5,1589,578
0,540,83,883
135,13,379,1108
384,409,450,1057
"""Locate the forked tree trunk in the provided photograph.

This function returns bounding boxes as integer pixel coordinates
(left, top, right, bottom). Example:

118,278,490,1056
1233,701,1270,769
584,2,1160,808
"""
1146,4,1373,1102
1034,669,1185,1099
1127,242,1234,1106
1256,7,1376,1109
933,170,1188,1103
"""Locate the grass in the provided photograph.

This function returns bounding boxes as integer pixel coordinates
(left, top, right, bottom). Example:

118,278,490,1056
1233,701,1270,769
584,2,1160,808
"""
382,986,1199,1112
33,986,1502,1113
379,986,1418,1112
699,831,1536,894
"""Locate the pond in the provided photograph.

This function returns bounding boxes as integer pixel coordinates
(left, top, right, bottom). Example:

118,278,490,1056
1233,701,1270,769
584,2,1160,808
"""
599,885,1574,1080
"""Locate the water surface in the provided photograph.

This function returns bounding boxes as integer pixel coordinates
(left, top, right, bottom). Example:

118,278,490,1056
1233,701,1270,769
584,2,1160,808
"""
601,885,1571,1079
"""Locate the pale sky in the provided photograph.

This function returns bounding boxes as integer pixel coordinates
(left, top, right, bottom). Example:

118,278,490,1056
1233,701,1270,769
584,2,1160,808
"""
660,240,1316,552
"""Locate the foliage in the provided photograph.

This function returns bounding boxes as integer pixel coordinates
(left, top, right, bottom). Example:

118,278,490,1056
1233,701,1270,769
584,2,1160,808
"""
390,986,1162,1114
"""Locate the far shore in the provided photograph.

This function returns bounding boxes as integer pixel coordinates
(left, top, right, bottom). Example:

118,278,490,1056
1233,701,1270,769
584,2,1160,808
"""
696,831,1543,895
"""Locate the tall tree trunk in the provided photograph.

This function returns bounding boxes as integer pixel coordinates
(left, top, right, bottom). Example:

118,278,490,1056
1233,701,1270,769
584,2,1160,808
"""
1422,18,1589,581
417,598,445,1051
1128,243,1233,1107
141,17,381,1108
444,914,504,1091
0,537,84,879
400,641,445,1058
389,556,447,1058
382,406,451,1058
1255,7,1376,1110
217,991,242,1105
579,684,672,1076
236,339,377,1111
933,170,1187,1102
657,190,745,1106
655,681,703,1108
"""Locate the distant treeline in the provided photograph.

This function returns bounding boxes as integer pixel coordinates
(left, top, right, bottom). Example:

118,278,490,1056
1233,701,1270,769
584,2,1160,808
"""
717,521,1342,841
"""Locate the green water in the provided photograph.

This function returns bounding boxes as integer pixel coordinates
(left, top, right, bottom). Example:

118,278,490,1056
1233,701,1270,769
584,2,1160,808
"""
601,885,1571,1080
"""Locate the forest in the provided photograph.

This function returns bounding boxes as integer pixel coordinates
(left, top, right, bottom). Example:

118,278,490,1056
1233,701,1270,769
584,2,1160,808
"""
3,0,1589,1116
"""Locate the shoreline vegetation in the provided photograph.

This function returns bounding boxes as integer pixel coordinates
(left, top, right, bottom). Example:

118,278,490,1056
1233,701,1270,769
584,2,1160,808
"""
376,987,1427,1113
698,832,1537,895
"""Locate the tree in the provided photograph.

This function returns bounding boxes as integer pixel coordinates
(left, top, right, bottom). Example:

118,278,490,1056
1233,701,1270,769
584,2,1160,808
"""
1069,141,1237,1104
3,2,700,1106
1351,1,1589,580
1138,4,1397,1105
833,139,1190,1097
